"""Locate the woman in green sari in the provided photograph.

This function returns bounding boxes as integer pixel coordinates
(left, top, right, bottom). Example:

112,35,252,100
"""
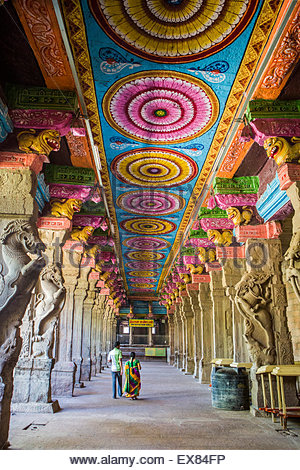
123,352,141,400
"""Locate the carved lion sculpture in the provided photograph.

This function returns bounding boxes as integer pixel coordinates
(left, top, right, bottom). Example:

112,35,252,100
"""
235,272,276,366
50,198,82,220
0,220,45,375
176,282,186,293
186,264,204,275
197,247,207,263
263,136,300,166
71,225,94,244
207,249,216,263
197,247,216,263
100,270,111,282
226,206,253,226
84,244,101,259
93,260,104,274
179,273,191,284
17,129,61,156
207,229,233,246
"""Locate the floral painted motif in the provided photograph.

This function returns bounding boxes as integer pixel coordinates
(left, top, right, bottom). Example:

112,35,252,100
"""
117,190,185,216
120,218,176,235
103,71,219,143
90,0,257,63
188,61,229,83
111,148,198,187
123,237,170,250
99,47,141,74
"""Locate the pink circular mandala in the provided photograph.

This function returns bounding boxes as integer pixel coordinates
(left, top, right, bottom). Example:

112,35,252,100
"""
123,237,171,250
103,71,219,144
117,190,185,215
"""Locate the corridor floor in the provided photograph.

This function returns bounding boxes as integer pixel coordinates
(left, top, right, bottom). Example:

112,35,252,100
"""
8,362,300,450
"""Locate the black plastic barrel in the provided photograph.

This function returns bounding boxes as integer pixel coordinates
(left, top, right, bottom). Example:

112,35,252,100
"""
211,367,250,410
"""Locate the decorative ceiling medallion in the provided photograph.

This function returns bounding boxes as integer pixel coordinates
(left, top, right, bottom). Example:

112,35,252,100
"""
111,148,198,188
126,251,165,261
129,277,158,283
121,217,176,234
123,236,171,250
102,71,219,143
117,190,185,216
126,261,161,270
129,270,159,277
89,0,258,63
129,283,155,288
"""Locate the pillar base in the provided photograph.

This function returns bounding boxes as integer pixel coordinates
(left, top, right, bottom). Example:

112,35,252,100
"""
81,359,92,381
199,360,211,384
13,358,54,405
51,361,76,397
11,400,60,414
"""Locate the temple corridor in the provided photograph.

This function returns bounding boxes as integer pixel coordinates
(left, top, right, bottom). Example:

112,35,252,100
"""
8,363,300,450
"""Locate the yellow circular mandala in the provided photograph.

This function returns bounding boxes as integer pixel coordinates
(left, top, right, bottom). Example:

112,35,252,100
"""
129,283,155,288
120,218,176,235
126,251,165,261
90,0,258,63
112,148,197,187
129,271,159,277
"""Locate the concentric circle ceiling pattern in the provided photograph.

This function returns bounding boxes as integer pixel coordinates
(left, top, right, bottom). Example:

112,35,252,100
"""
89,0,257,62
102,71,219,143
117,190,185,216
126,261,161,270
123,237,171,250
111,148,198,187
126,251,165,261
129,270,159,277
121,217,176,235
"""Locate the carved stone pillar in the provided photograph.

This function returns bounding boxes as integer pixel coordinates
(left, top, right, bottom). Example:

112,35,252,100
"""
0,157,46,449
186,283,201,378
198,283,214,383
101,300,110,366
51,241,83,397
81,277,97,381
167,314,175,365
90,291,101,376
147,324,153,346
180,293,194,374
95,296,106,373
210,270,233,359
221,259,249,363
235,238,295,412
72,261,91,388
178,297,187,371
173,303,180,368
12,218,70,413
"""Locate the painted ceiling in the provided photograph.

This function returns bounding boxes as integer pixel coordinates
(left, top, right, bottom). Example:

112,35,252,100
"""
62,0,281,298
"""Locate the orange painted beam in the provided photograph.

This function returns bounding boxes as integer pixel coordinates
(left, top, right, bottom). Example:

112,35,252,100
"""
217,126,253,179
13,0,75,90
254,0,300,99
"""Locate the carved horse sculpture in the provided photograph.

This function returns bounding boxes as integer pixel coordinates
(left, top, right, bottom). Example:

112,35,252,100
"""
235,272,276,366
0,220,45,375
31,264,66,359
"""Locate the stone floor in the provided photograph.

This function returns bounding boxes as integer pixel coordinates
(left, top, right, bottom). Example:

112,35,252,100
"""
8,362,300,450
